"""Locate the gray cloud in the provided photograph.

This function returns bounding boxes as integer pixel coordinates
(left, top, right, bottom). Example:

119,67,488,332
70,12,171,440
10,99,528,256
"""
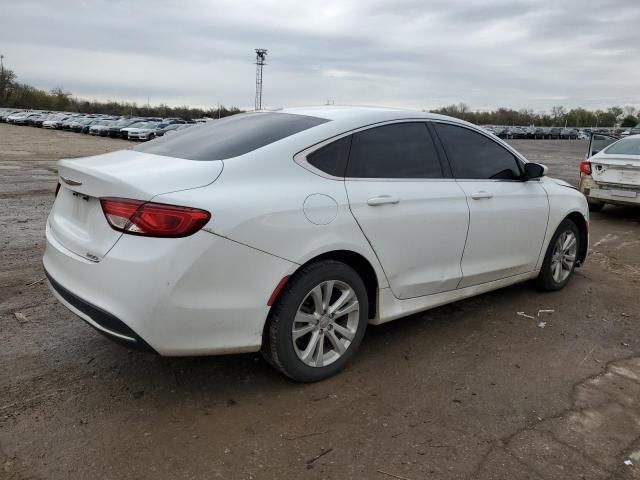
1,0,639,111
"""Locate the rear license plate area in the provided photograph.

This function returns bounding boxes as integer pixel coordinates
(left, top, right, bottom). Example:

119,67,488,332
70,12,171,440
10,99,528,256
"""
70,191,93,224
609,189,637,199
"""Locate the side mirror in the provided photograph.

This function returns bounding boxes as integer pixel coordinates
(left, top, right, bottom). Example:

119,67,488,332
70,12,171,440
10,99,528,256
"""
523,162,547,180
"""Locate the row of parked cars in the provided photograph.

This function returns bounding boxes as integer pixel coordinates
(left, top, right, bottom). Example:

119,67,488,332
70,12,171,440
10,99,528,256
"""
483,125,640,140
484,126,582,140
0,109,196,140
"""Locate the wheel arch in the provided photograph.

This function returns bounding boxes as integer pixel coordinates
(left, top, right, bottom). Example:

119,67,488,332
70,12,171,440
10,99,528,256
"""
267,249,380,323
565,211,589,266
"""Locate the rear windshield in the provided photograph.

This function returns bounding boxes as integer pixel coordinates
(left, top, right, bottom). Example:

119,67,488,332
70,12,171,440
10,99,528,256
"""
133,112,329,160
604,137,640,156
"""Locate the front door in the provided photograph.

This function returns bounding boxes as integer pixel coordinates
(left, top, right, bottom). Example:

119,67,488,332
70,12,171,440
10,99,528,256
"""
432,122,549,287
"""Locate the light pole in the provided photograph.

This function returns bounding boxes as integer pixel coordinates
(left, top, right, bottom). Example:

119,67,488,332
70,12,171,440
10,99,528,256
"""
254,49,267,111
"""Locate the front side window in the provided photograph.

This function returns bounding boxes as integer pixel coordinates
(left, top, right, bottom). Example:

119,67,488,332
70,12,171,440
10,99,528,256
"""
346,122,443,179
434,123,522,180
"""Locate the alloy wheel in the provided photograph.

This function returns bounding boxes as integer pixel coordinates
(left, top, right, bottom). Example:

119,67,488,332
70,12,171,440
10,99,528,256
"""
550,231,577,283
292,280,360,368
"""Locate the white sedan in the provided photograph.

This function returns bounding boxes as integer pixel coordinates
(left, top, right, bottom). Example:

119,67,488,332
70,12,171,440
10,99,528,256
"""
44,107,589,382
579,134,640,210
119,121,153,140
127,122,160,141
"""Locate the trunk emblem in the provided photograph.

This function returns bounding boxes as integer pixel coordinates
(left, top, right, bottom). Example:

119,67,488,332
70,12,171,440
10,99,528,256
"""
60,176,83,186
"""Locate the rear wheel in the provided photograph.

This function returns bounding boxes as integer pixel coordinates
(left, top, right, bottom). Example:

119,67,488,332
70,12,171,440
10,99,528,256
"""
537,219,580,291
262,260,368,382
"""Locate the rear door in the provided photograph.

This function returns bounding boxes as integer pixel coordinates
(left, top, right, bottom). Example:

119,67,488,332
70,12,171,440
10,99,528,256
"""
344,122,469,299
432,122,549,287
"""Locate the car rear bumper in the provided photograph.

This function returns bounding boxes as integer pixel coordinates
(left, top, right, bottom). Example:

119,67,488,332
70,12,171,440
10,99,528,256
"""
589,187,640,205
580,176,640,205
129,134,151,140
45,270,157,353
43,221,296,356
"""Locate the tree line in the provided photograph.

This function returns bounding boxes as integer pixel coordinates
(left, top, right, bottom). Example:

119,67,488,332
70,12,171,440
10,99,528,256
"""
431,103,639,128
1,63,638,127
0,65,241,120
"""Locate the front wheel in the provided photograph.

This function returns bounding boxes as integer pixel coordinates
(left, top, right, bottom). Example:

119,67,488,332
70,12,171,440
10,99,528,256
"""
536,219,580,291
262,260,368,382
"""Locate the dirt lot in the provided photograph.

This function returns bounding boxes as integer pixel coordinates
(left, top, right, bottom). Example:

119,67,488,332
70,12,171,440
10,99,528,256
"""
1,123,639,480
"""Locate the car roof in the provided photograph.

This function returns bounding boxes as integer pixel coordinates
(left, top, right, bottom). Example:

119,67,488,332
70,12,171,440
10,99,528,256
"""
241,105,527,163
279,105,447,123
275,105,480,135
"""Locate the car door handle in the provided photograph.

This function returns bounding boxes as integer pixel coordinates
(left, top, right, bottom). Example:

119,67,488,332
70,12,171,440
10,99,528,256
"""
367,195,400,206
470,191,493,200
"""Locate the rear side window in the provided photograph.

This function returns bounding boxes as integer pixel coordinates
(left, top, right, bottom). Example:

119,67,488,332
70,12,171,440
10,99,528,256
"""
346,123,443,178
134,112,329,160
434,123,522,180
604,137,640,155
307,136,352,177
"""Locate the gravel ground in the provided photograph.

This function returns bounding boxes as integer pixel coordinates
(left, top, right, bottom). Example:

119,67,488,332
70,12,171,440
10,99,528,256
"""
1,123,639,480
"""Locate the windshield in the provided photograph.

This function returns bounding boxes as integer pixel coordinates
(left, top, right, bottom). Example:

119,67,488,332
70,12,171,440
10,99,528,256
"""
134,112,329,160
604,137,640,156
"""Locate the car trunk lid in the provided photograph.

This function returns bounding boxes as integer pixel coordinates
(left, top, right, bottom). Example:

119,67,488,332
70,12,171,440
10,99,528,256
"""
49,150,222,262
591,156,640,187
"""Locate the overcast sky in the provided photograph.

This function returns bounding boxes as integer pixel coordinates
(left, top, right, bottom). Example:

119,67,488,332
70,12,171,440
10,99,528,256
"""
1,0,639,112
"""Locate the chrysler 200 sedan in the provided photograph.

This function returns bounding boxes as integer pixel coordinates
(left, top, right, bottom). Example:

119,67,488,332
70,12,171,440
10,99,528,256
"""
44,107,589,382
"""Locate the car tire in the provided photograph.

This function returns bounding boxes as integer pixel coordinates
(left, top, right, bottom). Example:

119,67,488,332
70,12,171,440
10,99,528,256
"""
262,260,369,382
587,199,604,212
536,219,580,291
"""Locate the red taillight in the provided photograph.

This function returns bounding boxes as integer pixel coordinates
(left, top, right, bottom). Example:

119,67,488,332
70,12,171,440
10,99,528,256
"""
100,197,210,237
579,161,592,175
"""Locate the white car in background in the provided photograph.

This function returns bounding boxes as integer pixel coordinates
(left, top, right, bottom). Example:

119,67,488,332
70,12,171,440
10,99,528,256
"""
43,114,69,129
7,111,35,125
6,111,29,123
127,122,160,141
44,107,589,382
579,134,640,210
119,121,150,139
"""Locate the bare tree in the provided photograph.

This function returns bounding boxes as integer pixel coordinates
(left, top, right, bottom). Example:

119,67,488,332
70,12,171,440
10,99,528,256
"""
608,106,624,121
551,105,566,122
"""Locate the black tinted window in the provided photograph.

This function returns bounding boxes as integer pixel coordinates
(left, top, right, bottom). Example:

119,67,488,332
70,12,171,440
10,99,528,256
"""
347,123,442,178
307,136,352,177
434,123,522,180
134,112,329,160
